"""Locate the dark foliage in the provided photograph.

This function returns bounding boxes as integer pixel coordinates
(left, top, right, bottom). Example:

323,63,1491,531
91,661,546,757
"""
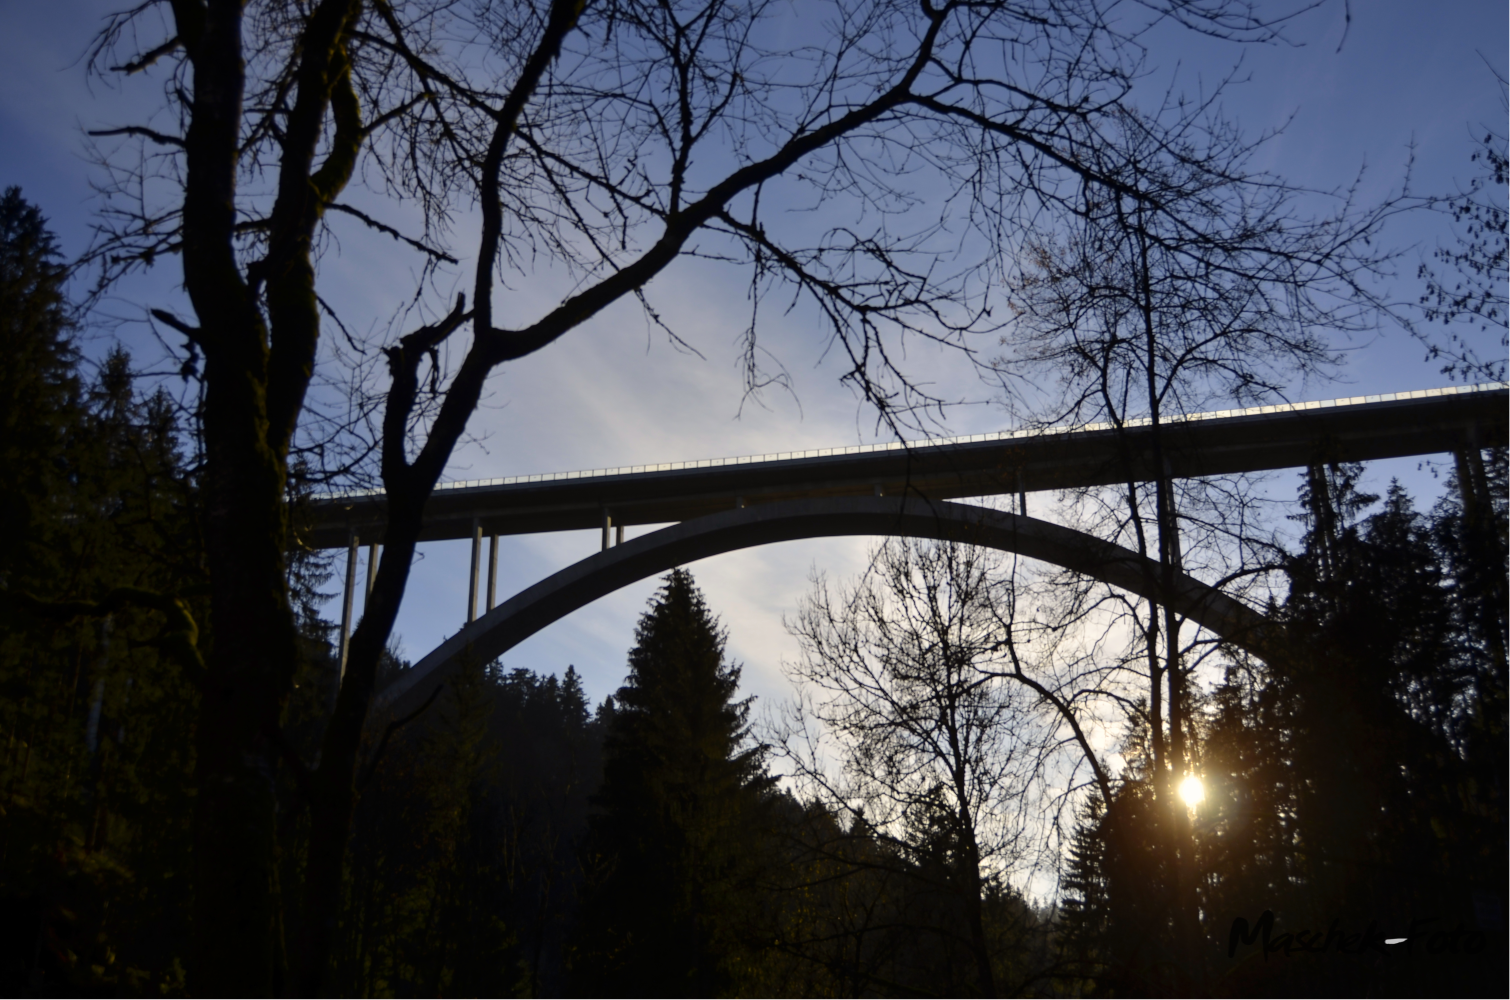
1060,460,1508,997
0,190,204,993
0,187,80,588
333,659,604,997
571,569,773,996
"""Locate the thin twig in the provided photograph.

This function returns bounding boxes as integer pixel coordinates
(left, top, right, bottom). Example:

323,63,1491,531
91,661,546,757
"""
327,202,458,263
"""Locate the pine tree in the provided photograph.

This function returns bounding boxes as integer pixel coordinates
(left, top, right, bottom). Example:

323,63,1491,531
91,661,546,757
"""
572,569,770,996
1057,722,1190,996
1281,477,1458,925
0,190,207,991
0,186,80,587
1061,467,1508,996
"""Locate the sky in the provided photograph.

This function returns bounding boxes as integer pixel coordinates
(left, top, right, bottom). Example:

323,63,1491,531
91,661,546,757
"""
1,0,1505,727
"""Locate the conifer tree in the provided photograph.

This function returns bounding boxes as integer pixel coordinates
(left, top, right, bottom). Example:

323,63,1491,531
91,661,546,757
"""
1060,465,1508,996
0,187,80,586
573,569,770,996
1285,480,1446,895
0,190,205,990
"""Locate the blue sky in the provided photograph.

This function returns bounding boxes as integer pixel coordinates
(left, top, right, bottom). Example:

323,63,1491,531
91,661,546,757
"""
1,0,1505,718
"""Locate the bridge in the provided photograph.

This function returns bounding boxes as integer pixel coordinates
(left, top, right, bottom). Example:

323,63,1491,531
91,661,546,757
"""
306,384,1507,710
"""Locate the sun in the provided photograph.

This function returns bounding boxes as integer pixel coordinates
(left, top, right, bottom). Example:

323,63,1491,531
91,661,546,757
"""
1179,774,1205,807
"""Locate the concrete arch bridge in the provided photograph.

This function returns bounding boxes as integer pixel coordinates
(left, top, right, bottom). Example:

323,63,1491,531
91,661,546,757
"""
303,384,1506,713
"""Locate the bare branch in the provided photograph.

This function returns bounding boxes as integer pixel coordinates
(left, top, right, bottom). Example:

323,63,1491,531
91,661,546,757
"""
327,201,458,263
111,33,181,74
87,125,186,147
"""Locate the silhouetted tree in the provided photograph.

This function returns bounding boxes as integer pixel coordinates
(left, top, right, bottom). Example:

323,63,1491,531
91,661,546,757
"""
1417,69,1508,383
77,1,1397,988
573,569,770,996
0,187,81,587
776,538,1057,996
0,193,204,989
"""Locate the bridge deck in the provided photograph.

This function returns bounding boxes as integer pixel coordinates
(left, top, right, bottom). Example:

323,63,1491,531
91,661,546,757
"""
306,385,1507,549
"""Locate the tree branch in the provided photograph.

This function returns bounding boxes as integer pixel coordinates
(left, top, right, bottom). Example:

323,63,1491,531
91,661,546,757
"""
112,34,181,74
381,293,470,486
327,201,458,263
88,125,186,148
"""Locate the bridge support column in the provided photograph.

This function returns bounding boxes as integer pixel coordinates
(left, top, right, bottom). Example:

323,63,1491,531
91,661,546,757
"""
1306,463,1337,578
1160,463,1183,571
366,540,379,600
601,509,613,551
339,532,358,684
468,519,482,623
1455,425,1491,518
487,534,499,612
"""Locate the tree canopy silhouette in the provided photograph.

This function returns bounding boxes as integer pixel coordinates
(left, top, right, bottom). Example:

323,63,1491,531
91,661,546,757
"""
76,0,1405,989
573,568,770,996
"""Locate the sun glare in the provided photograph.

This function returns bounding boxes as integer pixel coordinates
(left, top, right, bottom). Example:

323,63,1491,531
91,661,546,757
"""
1179,775,1205,807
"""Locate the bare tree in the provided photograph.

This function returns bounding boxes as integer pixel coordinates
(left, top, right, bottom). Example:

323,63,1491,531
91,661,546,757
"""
1416,66,1508,384
78,0,1353,990
775,536,1056,995
990,97,1408,970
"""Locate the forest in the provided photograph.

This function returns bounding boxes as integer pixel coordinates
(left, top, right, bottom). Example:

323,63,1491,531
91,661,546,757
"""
1,0,1506,995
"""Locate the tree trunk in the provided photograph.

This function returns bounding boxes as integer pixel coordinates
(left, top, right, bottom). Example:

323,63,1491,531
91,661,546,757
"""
179,0,302,990
192,329,302,994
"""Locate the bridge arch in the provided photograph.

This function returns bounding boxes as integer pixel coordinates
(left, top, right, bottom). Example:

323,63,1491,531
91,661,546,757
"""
376,496,1275,711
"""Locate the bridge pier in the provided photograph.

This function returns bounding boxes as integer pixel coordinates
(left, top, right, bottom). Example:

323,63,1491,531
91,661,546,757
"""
1160,463,1183,571
339,532,359,684
463,522,505,619
599,509,626,550
487,532,498,611
337,535,382,691
366,540,379,600
1454,427,1508,669
1455,426,1492,518
468,519,483,623
1306,463,1338,579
